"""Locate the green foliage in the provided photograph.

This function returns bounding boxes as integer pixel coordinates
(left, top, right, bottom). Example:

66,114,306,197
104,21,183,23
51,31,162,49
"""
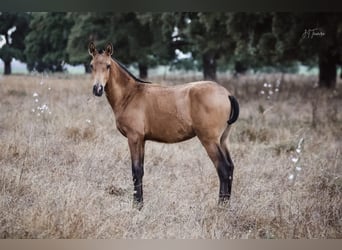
137,13,177,65
0,44,18,62
66,12,176,75
25,12,73,72
170,12,236,79
0,12,30,74
110,13,154,66
225,12,342,87
1,12,340,85
66,13,113,68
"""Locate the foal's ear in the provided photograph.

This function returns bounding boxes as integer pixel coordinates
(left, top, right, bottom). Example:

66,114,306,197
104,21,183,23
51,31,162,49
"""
105,43,113,56
88,42,97,57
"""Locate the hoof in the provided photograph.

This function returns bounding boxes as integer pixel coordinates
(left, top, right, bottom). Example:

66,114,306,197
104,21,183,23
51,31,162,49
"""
218,195,230,207
133,200,144,210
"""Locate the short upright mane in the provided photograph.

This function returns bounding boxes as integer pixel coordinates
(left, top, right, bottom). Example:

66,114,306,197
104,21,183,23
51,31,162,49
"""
112,57,151,84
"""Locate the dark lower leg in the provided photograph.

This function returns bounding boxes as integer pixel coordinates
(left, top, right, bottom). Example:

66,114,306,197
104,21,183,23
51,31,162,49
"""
128,137,145,210
132,164,144,205
218,176,232,204
217,148,234,204
200,140,234,205
222,146,234,166
218,177,232,204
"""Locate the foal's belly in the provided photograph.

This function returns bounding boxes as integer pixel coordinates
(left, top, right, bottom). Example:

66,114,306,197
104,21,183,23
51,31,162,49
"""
146,130,196,143
145,114,196,143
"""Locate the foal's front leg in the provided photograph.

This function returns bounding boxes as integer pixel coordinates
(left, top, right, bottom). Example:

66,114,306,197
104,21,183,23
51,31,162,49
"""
128,135,145,209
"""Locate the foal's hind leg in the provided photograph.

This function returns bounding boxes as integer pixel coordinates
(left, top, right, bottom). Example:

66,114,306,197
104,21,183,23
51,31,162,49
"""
220,144,234,204
199,139,234,205
220,126,235,201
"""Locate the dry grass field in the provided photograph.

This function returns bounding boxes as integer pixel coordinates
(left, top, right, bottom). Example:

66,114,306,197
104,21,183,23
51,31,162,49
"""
0,73,341,239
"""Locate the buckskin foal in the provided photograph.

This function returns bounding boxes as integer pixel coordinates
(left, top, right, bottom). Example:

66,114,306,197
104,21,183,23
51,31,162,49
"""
88,42,239,209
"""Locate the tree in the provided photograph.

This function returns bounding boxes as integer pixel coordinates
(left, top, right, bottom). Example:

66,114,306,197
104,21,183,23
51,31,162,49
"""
67,12,175,78
227,12,342,88
25,12,73,73
194,13,236,80
0,12,30,75
165,12,236,81
141,12,191,73
109,12,155,79
66,13,112,73
272,13,342,88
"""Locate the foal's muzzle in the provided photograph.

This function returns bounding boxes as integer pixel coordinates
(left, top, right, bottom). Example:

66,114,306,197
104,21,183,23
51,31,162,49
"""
93,83,104,97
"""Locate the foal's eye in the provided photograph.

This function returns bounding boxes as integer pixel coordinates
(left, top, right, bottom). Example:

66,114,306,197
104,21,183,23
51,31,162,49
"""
106,64,110,70
90,64,93,70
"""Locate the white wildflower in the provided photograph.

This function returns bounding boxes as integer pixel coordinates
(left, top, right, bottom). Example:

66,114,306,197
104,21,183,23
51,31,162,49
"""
298,138,304,148
291,157,299,163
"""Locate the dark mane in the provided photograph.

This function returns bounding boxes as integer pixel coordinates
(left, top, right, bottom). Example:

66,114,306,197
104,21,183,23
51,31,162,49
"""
112,58,151,84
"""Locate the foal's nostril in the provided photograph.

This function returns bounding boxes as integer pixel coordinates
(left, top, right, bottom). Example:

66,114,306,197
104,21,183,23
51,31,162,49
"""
98,85,103,94
93,84,104,97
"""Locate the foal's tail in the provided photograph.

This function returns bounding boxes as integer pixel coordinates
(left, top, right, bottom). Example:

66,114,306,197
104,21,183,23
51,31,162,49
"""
227,95,240,125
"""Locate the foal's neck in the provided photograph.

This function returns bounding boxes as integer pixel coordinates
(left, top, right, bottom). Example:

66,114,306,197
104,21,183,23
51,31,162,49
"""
105,60,138,114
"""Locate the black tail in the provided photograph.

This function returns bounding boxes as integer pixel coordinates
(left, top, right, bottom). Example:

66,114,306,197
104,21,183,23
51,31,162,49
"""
228,95,239,125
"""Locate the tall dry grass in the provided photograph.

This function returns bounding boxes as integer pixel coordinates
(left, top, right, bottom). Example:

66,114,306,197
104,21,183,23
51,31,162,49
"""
0,73,341,239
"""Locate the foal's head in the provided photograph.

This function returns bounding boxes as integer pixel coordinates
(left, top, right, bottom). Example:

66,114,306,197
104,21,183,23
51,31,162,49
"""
88,42,113,97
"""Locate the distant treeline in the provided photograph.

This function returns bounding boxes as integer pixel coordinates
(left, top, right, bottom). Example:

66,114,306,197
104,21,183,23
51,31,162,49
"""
0,12,341,88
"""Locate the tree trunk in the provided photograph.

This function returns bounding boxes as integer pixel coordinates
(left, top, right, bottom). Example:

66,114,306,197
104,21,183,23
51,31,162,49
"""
3,34,12,75
202,53,217,81
138,63,148,79
4,59,12,75
55,64,64,72
318,50,337,89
